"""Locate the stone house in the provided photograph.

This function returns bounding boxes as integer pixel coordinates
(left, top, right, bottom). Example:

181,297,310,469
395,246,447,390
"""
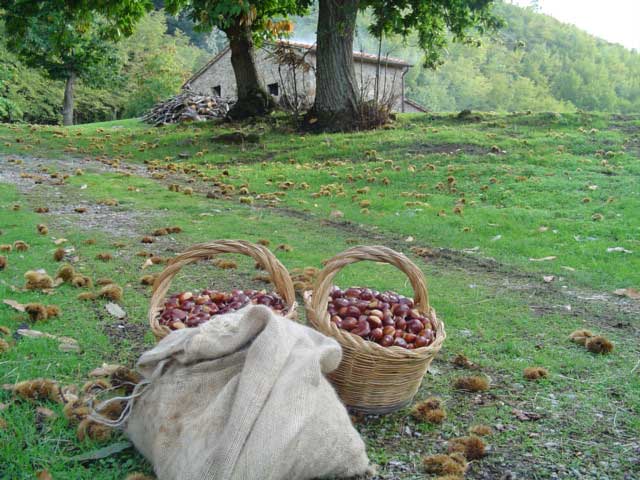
183,41,427,113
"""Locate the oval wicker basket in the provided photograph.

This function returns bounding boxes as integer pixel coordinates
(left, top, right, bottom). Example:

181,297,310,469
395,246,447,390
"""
149,240,297,341
304,245,446,414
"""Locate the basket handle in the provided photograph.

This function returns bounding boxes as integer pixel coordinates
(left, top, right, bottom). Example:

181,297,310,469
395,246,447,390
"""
149,240,297,339
310,245,430,330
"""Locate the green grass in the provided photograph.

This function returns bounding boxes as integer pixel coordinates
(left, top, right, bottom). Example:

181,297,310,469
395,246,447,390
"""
1,113,639,479
2,112,637,290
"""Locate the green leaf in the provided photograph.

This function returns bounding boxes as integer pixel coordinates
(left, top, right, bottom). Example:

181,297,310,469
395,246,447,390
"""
67,441,133,462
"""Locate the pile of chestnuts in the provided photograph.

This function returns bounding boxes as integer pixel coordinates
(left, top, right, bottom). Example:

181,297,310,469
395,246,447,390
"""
327,287,437,349
159,289,288,330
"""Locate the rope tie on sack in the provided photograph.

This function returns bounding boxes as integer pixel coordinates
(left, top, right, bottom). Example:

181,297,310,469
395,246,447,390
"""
88,379,151,428
88,361,169,428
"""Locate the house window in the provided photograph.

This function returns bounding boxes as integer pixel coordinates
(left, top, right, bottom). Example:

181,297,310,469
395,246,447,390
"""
267,83,279,96
212,85,221,96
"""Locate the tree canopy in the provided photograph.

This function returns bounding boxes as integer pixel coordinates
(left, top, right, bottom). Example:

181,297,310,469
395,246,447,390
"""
293,1,640,113
307,0,501,130
163,0,307,40
0,0,152,39
364,0,502,68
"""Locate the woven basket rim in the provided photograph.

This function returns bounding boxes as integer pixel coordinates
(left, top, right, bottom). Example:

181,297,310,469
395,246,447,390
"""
305,245,446,357
148,240,297,340
303,290,445,359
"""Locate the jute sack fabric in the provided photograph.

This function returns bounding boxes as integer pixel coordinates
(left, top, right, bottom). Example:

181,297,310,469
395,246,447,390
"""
125,304,371,480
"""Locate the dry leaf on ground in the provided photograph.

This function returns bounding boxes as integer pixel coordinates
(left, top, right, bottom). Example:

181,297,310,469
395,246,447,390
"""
512,409,542,421
613,288,640,300
529,256,557,262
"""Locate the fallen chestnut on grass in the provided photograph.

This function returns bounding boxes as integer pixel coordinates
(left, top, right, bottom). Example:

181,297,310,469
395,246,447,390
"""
159,289,288,330
327,287,437,349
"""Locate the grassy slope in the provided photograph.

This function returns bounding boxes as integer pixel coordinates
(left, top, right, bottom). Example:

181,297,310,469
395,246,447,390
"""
2,113,638,290
0,113,639,479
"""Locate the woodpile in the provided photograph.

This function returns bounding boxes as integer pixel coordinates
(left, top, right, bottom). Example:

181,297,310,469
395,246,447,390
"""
142,91,232,125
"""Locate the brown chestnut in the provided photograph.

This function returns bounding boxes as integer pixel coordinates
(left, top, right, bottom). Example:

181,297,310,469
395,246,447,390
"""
367,315,383,328
404,332,417,343
370,327,383,341
393,337,408,348
415,336,428,347
342,317,358,330
352,320,371,337
381,335,394,347
407,319,423,334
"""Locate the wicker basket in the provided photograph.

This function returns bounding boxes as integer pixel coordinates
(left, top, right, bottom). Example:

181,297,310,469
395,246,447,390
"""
149,240,297,341
304,245,445,414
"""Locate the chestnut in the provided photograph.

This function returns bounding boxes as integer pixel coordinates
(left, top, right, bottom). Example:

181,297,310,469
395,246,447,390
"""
360,289,373,300
342,317,358,330
395,318,407,331
415,336,428,347
311,286,437,349
352,320,371,337
382,315,395,327
382,325,396,337
367,315,383,329
381,335,394,347
178,291,193,302
370,327,383,341
404,332,417,343
393,337,408,348
334,298,349,308
407,320,424,334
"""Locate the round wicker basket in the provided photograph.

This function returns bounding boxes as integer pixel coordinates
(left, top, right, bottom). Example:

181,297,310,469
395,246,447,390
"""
149,240,297,341
304,245,445,414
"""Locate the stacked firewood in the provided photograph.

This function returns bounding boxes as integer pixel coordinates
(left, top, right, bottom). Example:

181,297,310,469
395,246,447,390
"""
142,91,232,125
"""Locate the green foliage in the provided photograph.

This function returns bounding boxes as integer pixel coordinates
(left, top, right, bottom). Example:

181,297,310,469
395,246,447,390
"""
363,0,502,68
0,11,208,124
293,1,640,113
405,2,640,112
165,0,310,39
0,4,119,84
1,114,639,478
117,10,210,117
0,31,62,124
0,0,153,39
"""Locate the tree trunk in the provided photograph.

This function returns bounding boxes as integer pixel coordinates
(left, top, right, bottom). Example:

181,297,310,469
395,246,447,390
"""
307,0,360,131
62,72,76,126
225,23,274,120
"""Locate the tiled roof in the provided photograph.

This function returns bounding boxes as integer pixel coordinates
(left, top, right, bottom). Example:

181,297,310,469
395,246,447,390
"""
276,40,412,67
183,40,411,88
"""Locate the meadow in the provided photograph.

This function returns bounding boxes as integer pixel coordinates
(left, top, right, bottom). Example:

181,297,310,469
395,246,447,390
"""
0,112,638,479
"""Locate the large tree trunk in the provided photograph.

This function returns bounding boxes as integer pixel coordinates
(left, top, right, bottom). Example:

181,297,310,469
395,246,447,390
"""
225,23,274,120
62,72,77,126
307,0,360,131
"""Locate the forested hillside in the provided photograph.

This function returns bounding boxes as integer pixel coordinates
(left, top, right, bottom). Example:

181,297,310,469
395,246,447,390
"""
0,11,208,124
292,2,640,113
2,1,639,124
405,2,640,112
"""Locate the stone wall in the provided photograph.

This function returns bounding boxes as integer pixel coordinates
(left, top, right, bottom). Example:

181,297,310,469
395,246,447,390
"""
186,45,407,111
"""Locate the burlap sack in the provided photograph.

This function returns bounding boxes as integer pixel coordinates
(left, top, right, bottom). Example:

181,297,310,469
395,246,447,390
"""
125,305,371,480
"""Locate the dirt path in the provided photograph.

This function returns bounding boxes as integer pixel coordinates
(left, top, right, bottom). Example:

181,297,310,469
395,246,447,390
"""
3,152,637,339
2,153,639,479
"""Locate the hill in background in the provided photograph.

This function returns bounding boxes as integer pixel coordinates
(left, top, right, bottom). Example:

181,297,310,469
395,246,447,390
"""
2,1,639,124
291,1,640,113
